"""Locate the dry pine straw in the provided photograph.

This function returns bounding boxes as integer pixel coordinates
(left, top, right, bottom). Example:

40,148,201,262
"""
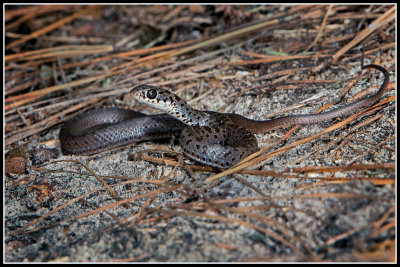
4,5,395,261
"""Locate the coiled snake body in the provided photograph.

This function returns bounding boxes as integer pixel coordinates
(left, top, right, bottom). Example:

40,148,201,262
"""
59,64,389,168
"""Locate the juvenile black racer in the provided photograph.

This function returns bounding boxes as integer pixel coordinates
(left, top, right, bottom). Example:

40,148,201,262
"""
59,64,389,168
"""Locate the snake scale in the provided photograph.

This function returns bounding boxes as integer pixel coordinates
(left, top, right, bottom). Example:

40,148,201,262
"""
59,64,389,168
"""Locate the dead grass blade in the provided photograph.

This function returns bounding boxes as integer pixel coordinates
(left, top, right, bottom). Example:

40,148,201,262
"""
5,5,102,50
332,5,395,62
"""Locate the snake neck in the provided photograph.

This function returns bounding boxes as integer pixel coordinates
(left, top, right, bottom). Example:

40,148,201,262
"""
165,101,212,127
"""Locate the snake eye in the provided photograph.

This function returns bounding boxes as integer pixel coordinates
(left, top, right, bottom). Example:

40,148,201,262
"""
146,89,157,99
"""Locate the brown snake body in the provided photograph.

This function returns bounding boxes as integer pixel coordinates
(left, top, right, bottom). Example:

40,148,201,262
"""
59,64,389,168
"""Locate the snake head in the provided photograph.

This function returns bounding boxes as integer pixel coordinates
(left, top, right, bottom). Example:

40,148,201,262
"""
130,84,191,119
130,84,179,107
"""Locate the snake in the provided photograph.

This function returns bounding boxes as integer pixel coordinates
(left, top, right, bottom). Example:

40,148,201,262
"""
59,64,389,168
